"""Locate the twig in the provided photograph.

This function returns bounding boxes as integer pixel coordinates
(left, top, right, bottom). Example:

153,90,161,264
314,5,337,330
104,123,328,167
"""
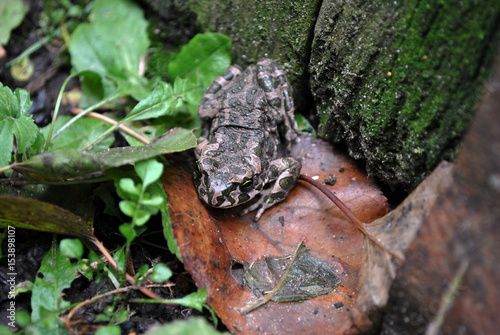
63,282,175,333
299,174,404,262
90,237,165,300
239,240,305,315
71,108,151,145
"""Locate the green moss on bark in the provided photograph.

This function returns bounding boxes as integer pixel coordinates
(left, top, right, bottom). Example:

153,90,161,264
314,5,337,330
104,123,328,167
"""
183,0,321,110
310,0,500,190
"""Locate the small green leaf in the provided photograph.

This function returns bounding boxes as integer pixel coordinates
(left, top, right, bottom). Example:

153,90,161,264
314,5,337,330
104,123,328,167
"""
150,263,172,283
135,159,163,189
140,195,163,207
60,238,84,259
133,289,208,312
95,324,121,335
15,310,31,328
135,264,149,281
118,178,141,198
118,223,136,245
0,196,94,240
31,240,78,327
0,84,40,167
145,318,228,335
133,210,150,226
168,33,232,87
149,181,180,259
119,200,138,217
0,0,27,45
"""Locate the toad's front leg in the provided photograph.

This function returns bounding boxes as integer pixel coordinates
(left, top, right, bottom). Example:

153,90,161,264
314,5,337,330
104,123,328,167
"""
241,157,302,222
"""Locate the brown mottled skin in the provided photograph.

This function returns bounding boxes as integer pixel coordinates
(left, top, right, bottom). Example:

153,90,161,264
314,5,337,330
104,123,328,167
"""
194,59,301,221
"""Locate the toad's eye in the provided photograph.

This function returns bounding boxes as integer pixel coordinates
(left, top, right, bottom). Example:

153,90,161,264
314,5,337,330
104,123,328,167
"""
240,178,253,193
194,161,202,178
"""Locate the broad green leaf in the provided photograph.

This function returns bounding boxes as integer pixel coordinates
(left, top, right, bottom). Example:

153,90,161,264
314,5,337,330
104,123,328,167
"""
96,128,197,167
0,196,94,240
42,115,114,152
126,77,206,121
135,159,163,189
31,240,79,332
167,33,232,88
11,128,196,181
0,84,40,167
69,0,150,100
0,0,27,45
144,318,228,335
60,238,84,259
126,82,176,121
150,263,172,283
12,148,106,181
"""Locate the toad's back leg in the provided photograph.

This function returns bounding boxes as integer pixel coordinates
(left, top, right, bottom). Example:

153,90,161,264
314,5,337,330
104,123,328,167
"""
256,59,299,145
198,65,243,122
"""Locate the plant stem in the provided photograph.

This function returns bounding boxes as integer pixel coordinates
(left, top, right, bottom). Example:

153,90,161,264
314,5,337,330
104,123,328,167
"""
299,174,404,262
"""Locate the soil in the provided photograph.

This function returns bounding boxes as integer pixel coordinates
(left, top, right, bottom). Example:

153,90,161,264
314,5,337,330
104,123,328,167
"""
0,0,226,333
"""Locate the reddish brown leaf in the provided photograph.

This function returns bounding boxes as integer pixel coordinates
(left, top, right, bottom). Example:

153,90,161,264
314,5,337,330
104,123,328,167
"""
162,136,388,334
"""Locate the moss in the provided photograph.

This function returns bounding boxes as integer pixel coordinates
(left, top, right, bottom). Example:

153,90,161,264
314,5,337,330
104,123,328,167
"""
311,0,500,190
184,0,322,110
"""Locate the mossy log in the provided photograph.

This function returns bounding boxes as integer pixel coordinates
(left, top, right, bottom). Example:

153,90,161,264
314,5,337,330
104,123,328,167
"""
149,0,500,190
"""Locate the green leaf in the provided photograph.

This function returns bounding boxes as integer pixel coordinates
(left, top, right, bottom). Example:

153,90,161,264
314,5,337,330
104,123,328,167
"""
0,84,40,167
31,240,79,331
95,325,121,335
149,181,180,259
0,196,94,240
11,128,196,181
134,289,208,312
96,128,197,167
118,223,136,245
69,0,150,100
150,263,172,283
126,82,177,121
42,115,114,152
135,159,163,189
168,33,232,87
144,318,228,335
133,210,150,226
118,200,138,217
0,0,27,45
12,148,106,181
140,195,163,207
60,238,84,259
118,178,141,198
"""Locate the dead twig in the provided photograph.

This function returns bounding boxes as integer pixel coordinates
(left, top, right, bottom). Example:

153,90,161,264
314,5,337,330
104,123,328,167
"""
299,174,404,263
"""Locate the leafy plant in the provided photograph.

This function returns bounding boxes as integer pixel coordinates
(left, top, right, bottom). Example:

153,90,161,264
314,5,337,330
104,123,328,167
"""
0,0,27,45
0,0,233,332
0,84,43,168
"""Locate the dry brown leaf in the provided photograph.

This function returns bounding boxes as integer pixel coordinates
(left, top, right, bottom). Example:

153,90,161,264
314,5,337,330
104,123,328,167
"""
162,136,389,334
355,161,453,330
380,58,500,334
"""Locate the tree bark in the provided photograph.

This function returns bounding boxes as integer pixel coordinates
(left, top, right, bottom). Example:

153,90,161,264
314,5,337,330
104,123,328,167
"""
148,0,500,191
